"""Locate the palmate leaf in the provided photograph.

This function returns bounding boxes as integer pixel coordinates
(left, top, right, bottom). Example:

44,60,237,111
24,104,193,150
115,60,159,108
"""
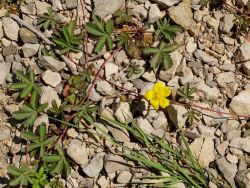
176,83,197,102
86,16,114,53
11,69,41,98
113,9,133,24
117,33,131,51
7,163,34,187
143,42,178,70
42,145,71,177
13,91,48,126
21,123,57,158
38,7,57,30
53,20,81,54
155,18,182,41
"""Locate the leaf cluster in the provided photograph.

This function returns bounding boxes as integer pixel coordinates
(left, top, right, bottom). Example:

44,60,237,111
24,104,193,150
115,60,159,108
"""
176,83,197,102
38,7,57,30
126,64,142,78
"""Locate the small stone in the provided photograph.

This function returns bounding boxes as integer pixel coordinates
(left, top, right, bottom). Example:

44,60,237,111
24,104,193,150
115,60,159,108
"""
0,124,11,141
132,5,148,20
20,3,36,15
22,43,40,58
221,120,239,133
51,0,63,10
235,169,250,188
97,176,109,188
137,118,154,134
194,10,204,22
114,102,133,123
223,36,235,45
93,0,125,18
0,63,11,85
220,14,235,33
169,1,194,29
116,171,132,184
226,153,238,164
186,38,197,54
225,130,241,141
115,50,127,65
2,17,19,41
142,70,156,82
216,157,237,188
96,80,115,95
167,104,187,128
150,0,180,7
67,139,89,165
240,41,250,75
0,21,3,39
230,89,250,115
195,81,220,100
105,63,119,79
148,4,163,23
34,1,51,15
19,28,38,44
40,86,61,109
198,137,215,168
104,154,129,174
212,43,225,54
40,56,66,72
194,50,218,65
82,153,104,177
216,72,235,87
216,141,229,156
2,44,17,56
65,0,78,9
42,70,61,87
230,137,250,153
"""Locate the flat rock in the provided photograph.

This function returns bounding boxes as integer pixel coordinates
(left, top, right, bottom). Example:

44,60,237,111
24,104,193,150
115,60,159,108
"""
2,44,17,56
169,1,194,29
230,137,250,153
114,102,133,123
132,4,148,20
230,89,250,115
96,80,115,95
82,153,104,177
151,0,180,7
22,43,40,58
67,139,89,165
240,41,250,75
105,62,119,79
137,118,154,134
39,86,61,109
219,14,235,33
148,4,163,23
116,171,132,184
235,169,250,188
216,157,237,188
40,56,66,72
167,104,187,128
34,1,51,15
19,28,38,44
194,50,218,65
93,0,125,18
42,70,61,87
216,72,235,87
104,154,129,174
0,21,3,39
2,17,19,41
0,63,11,85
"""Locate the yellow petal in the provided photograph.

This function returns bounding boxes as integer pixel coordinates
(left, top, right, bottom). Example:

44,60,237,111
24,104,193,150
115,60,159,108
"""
153,82,165,93
150,98,159,110
159,98,170,109
160,86,171,97
145,90,154,101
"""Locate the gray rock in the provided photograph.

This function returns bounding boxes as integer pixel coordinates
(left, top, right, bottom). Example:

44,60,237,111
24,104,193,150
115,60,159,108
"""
167,104,187,128
34,1,51,15
22,43,40,58
96,80,115,95
226,153,238,164
40,56,66,71
116,171,132,184
225,130,241,141
169,1,194,29
132,5,148,20
105,62,119,79
235,169,250,188
42,70,61,87
0,124,11,141
194,50,218,65
50,0,63,10
114,102,133,123
39,86,61,109
65,0,78,9
104,154,129,174
151,0,180,7
137,118,155,134
67,139,89,165
186,38,197,54
93,0,125,18
2,44,17,57
82,153,104,177
216,72,235,87
148,4,163,23
195,81,220,100
19,28,38,44
230,137,250,153
0,62,11,85
230,89,250,115
216,141,229,156
221,120,239,133
240,41,250,75
115,50,127,65
2,17,19,41
216,157,237,188
20,3,36,15
220,14,235,33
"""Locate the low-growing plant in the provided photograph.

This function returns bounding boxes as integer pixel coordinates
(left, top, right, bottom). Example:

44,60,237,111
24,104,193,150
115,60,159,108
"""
32,167,49,188
184,109,201,125
113,9,133,25
126,64,142,78
38,7,57,30
177,83,197,102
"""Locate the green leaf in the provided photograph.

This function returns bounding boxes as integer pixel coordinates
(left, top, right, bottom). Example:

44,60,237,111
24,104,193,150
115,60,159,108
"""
43,155,61,162
86,22,105,36
94,35,106,53
105,20,114,33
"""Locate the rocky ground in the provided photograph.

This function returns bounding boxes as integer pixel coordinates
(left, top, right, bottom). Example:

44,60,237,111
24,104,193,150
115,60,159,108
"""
0,0,250,187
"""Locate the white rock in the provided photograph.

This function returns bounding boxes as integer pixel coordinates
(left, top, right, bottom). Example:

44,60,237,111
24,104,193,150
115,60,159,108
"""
148,4,163,23
216,72,235,87
2,17,19,41
169,1,194,29
97,176,109,187
199,137,215,168
216,157,237,188
65,0,77,9
116,171,132,184
40,86,61,109
194,50,218,65
42,70,61,87
151,0,180,7
114,102,133,123
50,0,63,10
167,104,187,128
226,153,238,164
115,50,127,65
132,5,148,20
35,1,51,15
137,118,154,134
230,137,250,153
195,81,220,100
82,153,105,177
142,70,156,82
104,154,129,174
186,38,197,54
230,89,250,115
22,43,40,58
93,0,125,18
96,80,115,95
0,63,11,85
220,14,235,33
67,139,89,165
40,56,66,71
105,63,119,79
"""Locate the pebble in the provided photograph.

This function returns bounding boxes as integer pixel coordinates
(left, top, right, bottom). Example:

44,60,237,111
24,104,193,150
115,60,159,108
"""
19,28,38,44
216,141,229,156
230,137,250,153
2,17,19,41
105,63,119,79
34,1,51,15
116,171,132,184
194,50,218,66
104,154,129,174
132,5,148,20
199,137,215,168
96,80,115,95
97,176,109,187
226,153,238,164
216,72,235,87
220,14,235,33
40,56,66,72
167,104,187,128
0,63,11,85
235,169,250,188
137,118,155,134
2,44,17,56
22,43,40,58
151,0,180,7
82,153,105,177
148,4,163,23
0,21,3,39
230,89,250,115
39,86,61,109
114,102,133,123
65,0,78,9
67,139,89,165
186,38,197,54
42,70,62,87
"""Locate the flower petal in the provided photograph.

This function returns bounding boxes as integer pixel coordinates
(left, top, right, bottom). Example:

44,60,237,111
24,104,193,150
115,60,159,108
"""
150,98,159,110
160,86,171,97
145,90,154,101
159,98,170,109
153,82,165,93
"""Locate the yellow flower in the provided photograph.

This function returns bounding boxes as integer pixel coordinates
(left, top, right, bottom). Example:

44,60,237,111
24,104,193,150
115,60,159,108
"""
144,82,171,110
